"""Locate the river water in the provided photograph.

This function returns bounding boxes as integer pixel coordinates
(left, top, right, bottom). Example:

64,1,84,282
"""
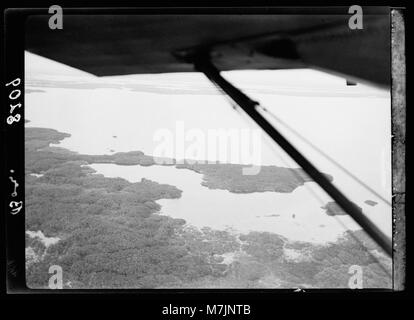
88,162,388,244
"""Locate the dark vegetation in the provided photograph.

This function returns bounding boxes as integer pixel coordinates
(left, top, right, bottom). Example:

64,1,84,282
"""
26,125,331,194
26,88,45,94
26,76,388,98
26,80,218,95
25,126,391,288
176,163,332,193
321,201,363,216
365,200,378,206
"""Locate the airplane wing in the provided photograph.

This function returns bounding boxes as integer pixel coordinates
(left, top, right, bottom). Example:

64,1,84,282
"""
25,9,390,87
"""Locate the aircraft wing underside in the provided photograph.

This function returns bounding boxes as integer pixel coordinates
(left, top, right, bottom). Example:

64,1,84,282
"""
25,11,390,87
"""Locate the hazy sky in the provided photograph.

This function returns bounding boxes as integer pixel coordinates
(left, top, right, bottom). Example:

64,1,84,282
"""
25,51,388,98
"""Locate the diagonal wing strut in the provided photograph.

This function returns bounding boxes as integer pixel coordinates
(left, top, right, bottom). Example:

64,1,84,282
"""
194,55,392,257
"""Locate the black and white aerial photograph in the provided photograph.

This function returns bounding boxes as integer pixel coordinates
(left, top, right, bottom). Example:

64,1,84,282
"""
2,5,407,298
